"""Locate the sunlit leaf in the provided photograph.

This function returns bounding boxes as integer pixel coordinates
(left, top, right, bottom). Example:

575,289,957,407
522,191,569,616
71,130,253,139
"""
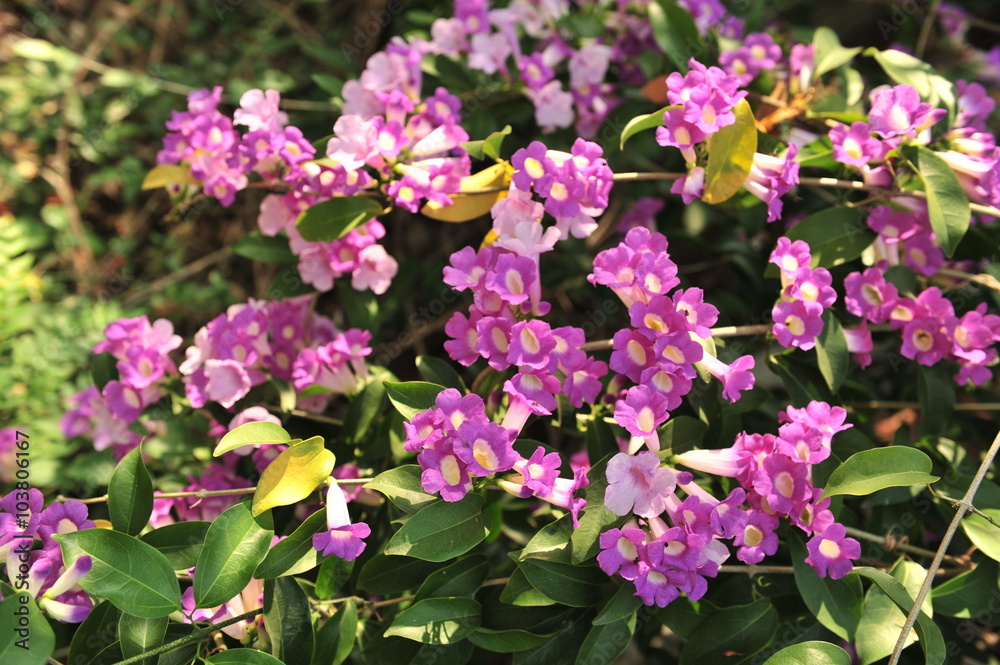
253,436,335,516
703,99,758,204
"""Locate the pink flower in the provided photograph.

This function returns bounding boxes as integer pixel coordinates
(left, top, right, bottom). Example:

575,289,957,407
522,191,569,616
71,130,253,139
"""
733,510,780,564
805,523,861,579
604,451,677,518
752,454,811,515
772,299,824,351
455,420,518,476
514,446,562,498
233,89,288,133
868,84,943,138
597,527,646,579
313,482,370,561
844,266,899,323
697,352,756,403
614,385,671,452
419,440,473,502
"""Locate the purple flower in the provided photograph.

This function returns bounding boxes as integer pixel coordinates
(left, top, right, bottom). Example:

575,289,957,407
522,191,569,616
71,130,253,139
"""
614,385,671,452
752,454,811,515
772,299,825,351
734,510,780,564
743,145,800,222
805,523,861,579
830,122,885,168
844,266,899,323
604,451,677,518
455,420,518,476
697,353,756,403
508,320,556,370
504,370,561,415
419,440,473,502
233,89,287,132
901,317,951,365
598,527,646,579
37,501,95,549
486,253,537,307
868,84,943,138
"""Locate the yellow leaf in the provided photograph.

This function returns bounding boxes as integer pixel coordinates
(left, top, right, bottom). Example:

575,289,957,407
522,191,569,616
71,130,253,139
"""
421,162,510,223
480,229,499,249
141,164,200,190
252,436,335,517
92,519,114,530
702,99,758,205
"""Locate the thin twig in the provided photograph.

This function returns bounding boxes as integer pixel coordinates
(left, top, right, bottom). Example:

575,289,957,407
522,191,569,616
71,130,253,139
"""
844,400,1000,411
121,247,232,308
718,564,796,575
936,267,1000,295
915,0,941,60
888,428,1000,665
263,405,344,426
112,608,264,665
843,526,962,564
56,478,372,504
928,487,1000,528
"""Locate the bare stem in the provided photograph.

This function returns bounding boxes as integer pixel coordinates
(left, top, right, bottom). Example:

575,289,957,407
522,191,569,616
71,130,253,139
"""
112,608,264,665
842,526,961,564
887,427,1000,665
56,478,372,505
844,400,1000,411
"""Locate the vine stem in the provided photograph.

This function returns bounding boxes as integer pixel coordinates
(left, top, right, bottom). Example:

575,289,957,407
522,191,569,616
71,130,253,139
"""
842,526,963,564
56,478,373,504
111,608,264,665
887,427,1000,665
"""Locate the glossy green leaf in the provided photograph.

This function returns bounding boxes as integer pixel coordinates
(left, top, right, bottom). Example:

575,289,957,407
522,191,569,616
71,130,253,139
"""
54,530,180,618
821,447,939,499
657,415,708,456
577,613,636,665
254,508,326,579
264,577,314,665
233,233,295,263
461,126,512,161
648,0,704,73
109,444,153,536
619,104,681,150
770,207,874,274
852,564,944,665
68,600,118,665
358,555,445,595
194,500,274,609
678,599,779,665
762,641,852,665
816,311,849,393
214,421,291,456
901,144,970,257
384,494,490,562
206,649,285,665
415,555,490,602
0,596,55,665
703,99,758,204
499,568,556,606
343,377,388,445
520,515,573,563
593,582,645,626
118,613,167,665
364,465,437,513
513,614,590,665
385,597,482,644
416,355,466,392
296,196,384,242
790,534,863,641
315,556,355,599
517,558,604,608
383,380,445,420
932,559,1000,618
813,27,862,78
468,628,552,653
140,521,209,570
572,457,625,564
154,623,198,665
91,352,119,390
960,510,1000,562
313,599,357,665
917,364,956,437
252,436,335,516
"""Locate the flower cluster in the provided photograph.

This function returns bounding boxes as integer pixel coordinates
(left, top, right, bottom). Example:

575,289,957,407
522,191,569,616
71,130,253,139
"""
0,489,96,623
719,32,784,86
598,400,860,607
769,238,836,351
590,228,755,443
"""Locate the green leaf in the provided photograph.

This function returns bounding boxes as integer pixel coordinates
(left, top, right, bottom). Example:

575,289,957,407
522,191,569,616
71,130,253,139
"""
519,515,573,563
577,614,636,665
468,628,552,653
867,48,956,116
416,356,466,392
385,597,482,644
678,598,779,665
194,500,274,609
313,599,357,665
54,530,181,617
513,613,590,665
703,98,758,205
358,555,445,595
91,352,119,391
790,534,863,641
118,614,168,665
483,125,513,160
816,311,849,393
383,381,445,420
585,415,619,463
233,233,296,263
311,73,344,96
768,207,874,274
364,465,437,513
315,556,355,599
619,104,681,150
821,447,939,499
572,457,625,564
0,596,55,665
254,509,326,579
517,558,604,608
415,555,490,602
68,600,118,665
762,641,852,665
900,145,970,257
384,494,490,561
109,444,154,535
917,363,956,437
155,623,198,665
851,565,944,665
499,568,556,607
214,421,291,457
296,196,384,242
932,559,1000,618
812,27,862,78
264,577,315,665
657,415,708,456
206,649,285,665
593,583,644,626
960,510,1000,562
648,0,704,73
140,521,210,570
343,378,388,445
253,436,335,516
